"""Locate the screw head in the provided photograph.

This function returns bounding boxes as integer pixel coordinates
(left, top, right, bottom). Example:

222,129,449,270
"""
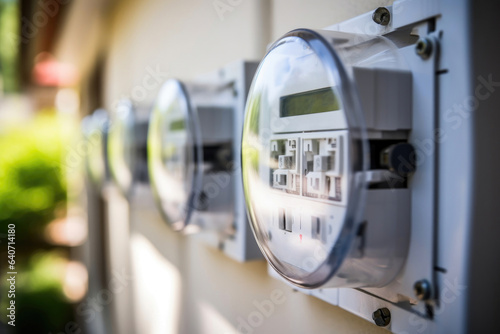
372,7,391,26
414,279,432,300
416,38,433,59
372,307,391,327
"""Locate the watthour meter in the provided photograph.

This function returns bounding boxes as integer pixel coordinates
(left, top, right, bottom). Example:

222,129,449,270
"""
148,79,235,233
149,61,262,261
242,29,414,288
82,109,110,186
107,100,149,197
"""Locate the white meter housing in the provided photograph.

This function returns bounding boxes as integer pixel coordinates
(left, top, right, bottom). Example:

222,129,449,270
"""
149,61,262,261
243,29,413,288
108,100,149,197
82,109,110,187
242,1,497,332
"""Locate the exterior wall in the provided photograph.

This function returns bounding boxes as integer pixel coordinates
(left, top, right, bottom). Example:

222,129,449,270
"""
101,1,395,333
128,186,387,334
103,0,271,109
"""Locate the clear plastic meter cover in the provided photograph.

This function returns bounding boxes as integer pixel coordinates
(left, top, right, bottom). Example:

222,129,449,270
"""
82,109,109,186
242,29,400,288
108,100,135,196
148,79,202,231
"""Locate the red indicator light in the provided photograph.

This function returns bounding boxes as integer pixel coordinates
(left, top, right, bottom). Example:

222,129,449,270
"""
299,234,302,243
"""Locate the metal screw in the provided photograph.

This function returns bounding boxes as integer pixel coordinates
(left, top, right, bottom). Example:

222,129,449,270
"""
372,7,391,26
414,279,432,300
416,38,433,59
372,307,391,327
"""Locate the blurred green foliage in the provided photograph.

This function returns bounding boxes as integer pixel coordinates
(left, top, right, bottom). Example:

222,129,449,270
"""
0,113,67,243
0,0,19,92
0,112,73,332
3,250,73,333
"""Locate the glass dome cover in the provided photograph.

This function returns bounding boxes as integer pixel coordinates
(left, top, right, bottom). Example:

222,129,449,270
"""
82,109,109,186
242,29,383,288
108,100,135,196
148,79,203,231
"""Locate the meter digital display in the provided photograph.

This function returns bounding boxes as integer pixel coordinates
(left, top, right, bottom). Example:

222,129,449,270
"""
242,29,412,288
280,87,340,117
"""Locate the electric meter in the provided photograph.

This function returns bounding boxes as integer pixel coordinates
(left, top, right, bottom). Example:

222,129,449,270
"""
148,61,262,261
108,100,149,197
82,109,110,186
242,29,413,288
108,100,135,196
148,79,232,233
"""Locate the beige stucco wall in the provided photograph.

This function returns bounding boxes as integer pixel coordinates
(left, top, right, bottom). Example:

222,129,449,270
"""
99,0,395,333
